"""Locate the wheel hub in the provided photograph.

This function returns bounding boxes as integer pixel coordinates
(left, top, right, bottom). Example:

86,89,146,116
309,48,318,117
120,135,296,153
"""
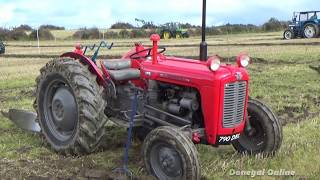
51,87,77,132
158,146,182,177
285,31,291,39
305,26,315,38
52,99,64,120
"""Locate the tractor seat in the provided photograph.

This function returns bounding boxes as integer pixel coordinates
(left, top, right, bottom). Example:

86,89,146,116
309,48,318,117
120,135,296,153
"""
103,59,131,70
108,69,140,81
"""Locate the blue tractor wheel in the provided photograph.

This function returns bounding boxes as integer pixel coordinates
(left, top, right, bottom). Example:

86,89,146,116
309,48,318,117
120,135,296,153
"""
303,23,319,38
283,29,295,40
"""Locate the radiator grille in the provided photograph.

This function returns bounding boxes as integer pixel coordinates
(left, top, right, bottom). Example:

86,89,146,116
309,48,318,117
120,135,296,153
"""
222,81,247,128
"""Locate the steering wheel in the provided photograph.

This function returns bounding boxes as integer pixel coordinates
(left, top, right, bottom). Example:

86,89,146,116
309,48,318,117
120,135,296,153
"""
130,47,166,59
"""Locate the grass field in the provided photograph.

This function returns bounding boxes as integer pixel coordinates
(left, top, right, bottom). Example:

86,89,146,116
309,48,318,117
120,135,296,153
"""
1,32,320,179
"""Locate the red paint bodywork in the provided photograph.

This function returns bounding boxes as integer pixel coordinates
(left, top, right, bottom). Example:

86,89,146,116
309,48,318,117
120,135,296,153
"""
139,56,249,144
66,36,250,145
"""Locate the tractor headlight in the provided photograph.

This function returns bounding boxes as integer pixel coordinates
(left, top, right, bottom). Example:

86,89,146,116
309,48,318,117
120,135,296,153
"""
237,54,250,68
208,56,221,71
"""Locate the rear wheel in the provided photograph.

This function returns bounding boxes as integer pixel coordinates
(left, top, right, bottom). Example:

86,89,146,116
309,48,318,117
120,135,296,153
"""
232,99,282,155
303,23,319,38
0,41,5,54
162,31,171,40
283,29,295,39
183,32,190,38
34,58,108,155
142,126,200,180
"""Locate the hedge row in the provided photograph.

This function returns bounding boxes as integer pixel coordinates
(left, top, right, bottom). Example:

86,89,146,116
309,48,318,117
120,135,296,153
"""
0,28,54,41
72,28,158,40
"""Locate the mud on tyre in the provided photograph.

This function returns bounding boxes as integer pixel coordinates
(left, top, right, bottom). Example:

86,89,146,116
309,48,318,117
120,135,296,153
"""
232,99,282,155
142,126,201,180
34,58,108,155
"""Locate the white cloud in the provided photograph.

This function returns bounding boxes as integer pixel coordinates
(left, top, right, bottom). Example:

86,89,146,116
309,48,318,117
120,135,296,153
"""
0,4,15,25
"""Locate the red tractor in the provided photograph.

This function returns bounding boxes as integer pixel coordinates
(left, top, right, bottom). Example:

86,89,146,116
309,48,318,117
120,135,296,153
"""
33,1,282,179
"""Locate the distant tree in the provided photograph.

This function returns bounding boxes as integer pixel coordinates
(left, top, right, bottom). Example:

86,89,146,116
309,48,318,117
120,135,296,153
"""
8,29,29,40
141,23,157,29
262,18,283,32
13,24,33,31
119,29,131,38
40,25,65,30
104,31,119,39
72,27,100,39
110,22,135,29
29,28,55,40
131,29,148,38
180,23,199,29
0,28,10,40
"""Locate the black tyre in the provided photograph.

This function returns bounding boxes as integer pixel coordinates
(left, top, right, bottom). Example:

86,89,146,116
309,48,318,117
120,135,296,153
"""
303,23,319,38
0,41,5,54
232,99,282,155
283,29,295,40
175,32,182,39
34,58,107,155
142,126,200,180
183,32,190,38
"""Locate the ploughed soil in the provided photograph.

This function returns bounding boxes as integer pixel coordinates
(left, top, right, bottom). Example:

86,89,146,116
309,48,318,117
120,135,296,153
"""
0,124,157,180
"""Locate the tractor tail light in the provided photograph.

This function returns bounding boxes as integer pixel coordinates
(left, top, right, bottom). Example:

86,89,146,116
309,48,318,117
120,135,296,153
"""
236,54,250,68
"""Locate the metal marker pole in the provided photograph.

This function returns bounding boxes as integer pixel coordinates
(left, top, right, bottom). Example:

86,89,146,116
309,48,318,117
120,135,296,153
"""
37,28,40,54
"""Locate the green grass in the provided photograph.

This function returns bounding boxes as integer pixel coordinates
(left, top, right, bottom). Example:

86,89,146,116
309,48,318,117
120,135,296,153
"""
1,32,320,179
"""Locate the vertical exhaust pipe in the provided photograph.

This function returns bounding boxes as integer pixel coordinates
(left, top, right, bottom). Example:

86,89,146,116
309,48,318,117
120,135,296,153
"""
199,0,207,61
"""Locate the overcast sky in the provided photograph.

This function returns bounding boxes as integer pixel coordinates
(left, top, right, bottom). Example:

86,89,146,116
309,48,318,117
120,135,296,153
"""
0,0,319,29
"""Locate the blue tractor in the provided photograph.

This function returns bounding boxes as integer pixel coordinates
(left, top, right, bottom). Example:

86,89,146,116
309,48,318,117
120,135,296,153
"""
283,11,320,39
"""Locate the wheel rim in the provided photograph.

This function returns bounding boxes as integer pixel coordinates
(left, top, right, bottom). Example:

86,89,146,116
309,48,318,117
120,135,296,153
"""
43,77,78,143
149,142,183,179
176,34,181,39
304,25,315,38
238,112,266,152
284,31,292,39
163,32,170,40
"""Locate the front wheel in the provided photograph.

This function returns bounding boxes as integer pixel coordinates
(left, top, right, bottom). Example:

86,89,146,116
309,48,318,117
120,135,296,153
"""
283,29,295,39
232,99,282,155
175,32,182,39
142,126,201,180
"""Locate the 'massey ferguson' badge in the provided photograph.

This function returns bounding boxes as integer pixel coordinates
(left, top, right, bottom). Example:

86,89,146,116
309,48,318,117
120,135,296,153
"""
235,72,243,80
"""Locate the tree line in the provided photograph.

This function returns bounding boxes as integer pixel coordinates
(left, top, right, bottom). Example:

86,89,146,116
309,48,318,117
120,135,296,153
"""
0,18,289,41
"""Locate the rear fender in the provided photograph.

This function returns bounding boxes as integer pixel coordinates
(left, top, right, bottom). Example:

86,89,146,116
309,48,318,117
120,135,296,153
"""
60,52,106,87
